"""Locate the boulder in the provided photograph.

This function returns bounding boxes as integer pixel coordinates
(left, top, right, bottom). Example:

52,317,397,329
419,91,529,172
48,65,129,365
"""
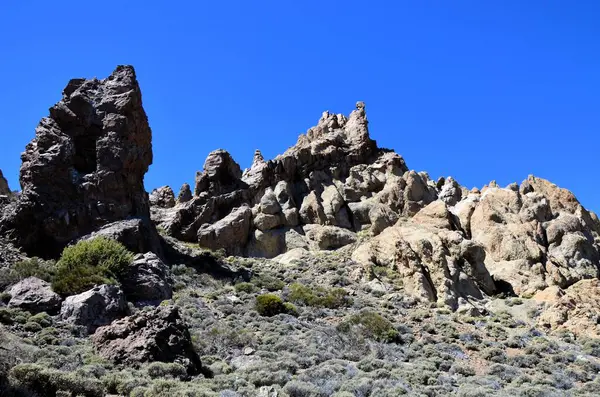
121,252,173,303
195,149,245,196
60,284,128,334
198,205,252,255
92,305,202,375
8,277,62,314
0,65,153,258
149,186,176,208
177,183,193,204
304,224,357,250
77,218,163,257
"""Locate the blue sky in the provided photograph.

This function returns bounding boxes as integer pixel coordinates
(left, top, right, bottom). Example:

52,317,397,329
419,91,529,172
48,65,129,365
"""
1,1,598,213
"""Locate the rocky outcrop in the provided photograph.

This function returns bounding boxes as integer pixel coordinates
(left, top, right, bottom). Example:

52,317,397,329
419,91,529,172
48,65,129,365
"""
0,66,155,258
468,176,600,296
0,170,10,196
7,277,62,314
92,306,202,375
177,183,192,204
78,218,163,257
151,102,435,258
149,186,175,208
353,201,496,310
121,252,172,304
60,284,128,334
535,279,600,338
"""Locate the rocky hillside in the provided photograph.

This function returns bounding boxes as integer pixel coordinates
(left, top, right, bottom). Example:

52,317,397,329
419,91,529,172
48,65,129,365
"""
1,66,600,396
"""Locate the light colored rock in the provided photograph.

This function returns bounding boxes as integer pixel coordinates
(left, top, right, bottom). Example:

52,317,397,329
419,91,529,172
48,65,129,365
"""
60,284,128,334
8,277,62,314
254,213,283,231
259,188,281,215
352,202,496,310
304,224,357,250
198,205,252,255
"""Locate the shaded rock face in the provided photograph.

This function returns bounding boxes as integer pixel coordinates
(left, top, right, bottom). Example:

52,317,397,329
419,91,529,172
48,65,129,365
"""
60,284,128,334
121,252,173,304
8,277,62,314
78,218,163,258
0,170,9,196
1,66,153,258
92,306,202,375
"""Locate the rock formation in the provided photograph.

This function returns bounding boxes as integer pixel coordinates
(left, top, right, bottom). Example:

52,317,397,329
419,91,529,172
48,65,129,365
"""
0,66,155,258
152,102,423,257
60,284,128,334
92,306,202,375
0,170,10,196
7,277,62,314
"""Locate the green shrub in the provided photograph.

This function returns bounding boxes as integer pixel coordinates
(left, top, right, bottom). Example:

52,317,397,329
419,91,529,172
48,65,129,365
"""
0,308,30,325
288,283,352,309
338,310,400,343
255,294,287,316
146,362,187,380
252,273,285,291
283,302,299,317
23,321,42,332
235,282,257,294
9,363,104,397
52,237,133,296
29,312,52,328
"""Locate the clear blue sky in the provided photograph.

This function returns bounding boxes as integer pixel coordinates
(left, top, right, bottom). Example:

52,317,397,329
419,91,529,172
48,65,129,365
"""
1,1,598,213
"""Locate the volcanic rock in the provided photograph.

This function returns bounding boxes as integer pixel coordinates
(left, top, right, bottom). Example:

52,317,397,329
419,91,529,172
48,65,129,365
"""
120,252,173,304
0,65,154,258
8,277,62,314
60,284,128,334
92,305,202,375
149,186,176,208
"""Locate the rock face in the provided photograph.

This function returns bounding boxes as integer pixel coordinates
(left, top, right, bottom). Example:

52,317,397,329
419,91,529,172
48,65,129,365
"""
149,186,176,208
353,201,496,310
0,170,10,196
92,306,202,375
121,252,173,303
152,102,435,257
60,284,128,334
0,66,154,258
7,277,62,314
78,218,163,257
468,176,600,296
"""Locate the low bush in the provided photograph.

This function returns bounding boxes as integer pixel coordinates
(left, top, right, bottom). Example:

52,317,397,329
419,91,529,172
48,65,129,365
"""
288,283,352,309
52,237,133,296
9,363,104,397
255,294,287,316
235,282,257,294
337,310,400,343
0,257,57,290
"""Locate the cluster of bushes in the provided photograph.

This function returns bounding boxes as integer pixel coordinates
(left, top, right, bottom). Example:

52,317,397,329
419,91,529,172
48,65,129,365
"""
337,310,400,343
255,294,297,317
0,257,57,290
287,283,352,309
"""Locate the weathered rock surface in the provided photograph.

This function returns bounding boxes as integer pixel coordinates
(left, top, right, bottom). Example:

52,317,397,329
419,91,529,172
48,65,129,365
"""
0,170,10,196
78,218,163,257
535,279,600,338
8,277,62,314
121,252,172,303
149,186,175,208
92,305,202,375
60,284,128,334
0,66,154,258
469,176,600,296
177,183,192,204
353,201,496,310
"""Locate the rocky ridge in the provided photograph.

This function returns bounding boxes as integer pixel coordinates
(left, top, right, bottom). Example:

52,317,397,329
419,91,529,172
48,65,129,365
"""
1,66,600,396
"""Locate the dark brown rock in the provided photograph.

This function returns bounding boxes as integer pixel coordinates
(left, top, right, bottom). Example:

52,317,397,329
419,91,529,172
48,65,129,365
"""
177,183,193,204
149,186,176,208
1,66,153,257
0,170,9,196
92,306,202,375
